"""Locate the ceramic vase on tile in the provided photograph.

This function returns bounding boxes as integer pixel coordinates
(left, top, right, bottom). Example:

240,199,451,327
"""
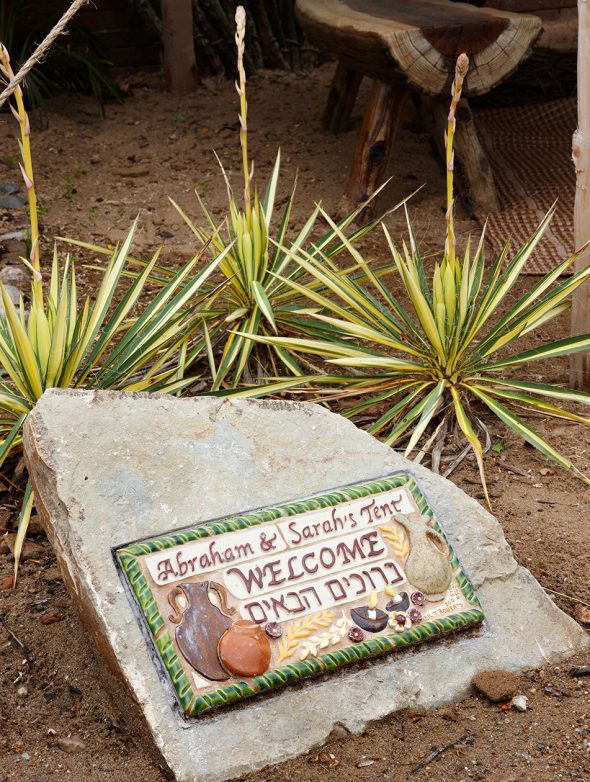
218,620,271,677
395,513,453,601
168,581,236,681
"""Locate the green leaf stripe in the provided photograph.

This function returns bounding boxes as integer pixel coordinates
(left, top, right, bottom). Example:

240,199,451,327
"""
156,631,194,713
480,333,590,371
120,555,166,636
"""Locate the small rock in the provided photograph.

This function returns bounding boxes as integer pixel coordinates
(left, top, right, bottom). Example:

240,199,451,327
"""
57,736,86,753
0,265,29,288
543,684,564,698
16,685,28,698
574,605,590,626
472,670,521,702
21,752,30,761
0,236,25,253
511,695,528,712
0,195,26,209
324,723,349,742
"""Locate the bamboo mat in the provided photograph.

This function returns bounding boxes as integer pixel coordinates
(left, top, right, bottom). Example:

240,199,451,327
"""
473,98,576,275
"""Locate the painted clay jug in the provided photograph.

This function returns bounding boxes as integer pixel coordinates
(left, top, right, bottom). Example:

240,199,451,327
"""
218,620,271,678
395,513,452,601
168,581,236,681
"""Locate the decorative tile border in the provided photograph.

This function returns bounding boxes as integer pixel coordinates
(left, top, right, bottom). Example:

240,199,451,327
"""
116,473,484,717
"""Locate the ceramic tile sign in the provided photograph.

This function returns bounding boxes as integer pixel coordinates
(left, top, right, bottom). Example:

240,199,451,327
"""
116,473,483,717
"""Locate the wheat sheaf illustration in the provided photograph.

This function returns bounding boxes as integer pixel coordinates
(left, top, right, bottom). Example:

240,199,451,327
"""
380,522,410,561
298,611,352,660
276,610,336,663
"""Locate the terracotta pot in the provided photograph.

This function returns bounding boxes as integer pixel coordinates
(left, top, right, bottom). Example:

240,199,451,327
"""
218,620,271,678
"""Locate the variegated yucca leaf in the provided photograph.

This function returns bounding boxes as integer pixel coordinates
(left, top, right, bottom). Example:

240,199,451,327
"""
0,43,226,581
236,55,590,505
168,129,390,389
0,223,224,582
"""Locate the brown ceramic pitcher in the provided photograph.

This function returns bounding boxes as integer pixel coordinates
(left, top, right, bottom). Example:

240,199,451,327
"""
168,581,236,681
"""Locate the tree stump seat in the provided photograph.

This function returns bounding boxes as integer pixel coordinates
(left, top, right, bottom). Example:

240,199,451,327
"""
295,0,543,214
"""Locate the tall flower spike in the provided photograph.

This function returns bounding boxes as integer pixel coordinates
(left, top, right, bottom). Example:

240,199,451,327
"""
0,44,41,302
444,53,469,272
0,43,10,78
235,5,251,223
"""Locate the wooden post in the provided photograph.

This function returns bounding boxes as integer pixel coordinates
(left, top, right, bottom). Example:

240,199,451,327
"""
161,0,199,95
430,97,499,214
323,63,363,134
570,0,590,389
342,80,408,214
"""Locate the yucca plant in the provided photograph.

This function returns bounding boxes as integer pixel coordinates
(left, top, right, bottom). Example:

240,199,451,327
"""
0,44,225,579
164,6,385,389
66,7,391,390
240,54,590,505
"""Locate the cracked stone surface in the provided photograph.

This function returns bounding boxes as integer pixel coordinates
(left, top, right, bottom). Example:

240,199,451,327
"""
24,390,588,782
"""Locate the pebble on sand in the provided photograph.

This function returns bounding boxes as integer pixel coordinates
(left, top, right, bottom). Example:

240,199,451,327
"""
472,670,521,703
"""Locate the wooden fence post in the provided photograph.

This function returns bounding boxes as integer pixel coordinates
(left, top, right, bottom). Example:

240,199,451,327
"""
161,0,198,95
571,0,590,389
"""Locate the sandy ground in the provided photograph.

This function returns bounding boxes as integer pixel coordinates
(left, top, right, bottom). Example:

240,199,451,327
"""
0,65,589,782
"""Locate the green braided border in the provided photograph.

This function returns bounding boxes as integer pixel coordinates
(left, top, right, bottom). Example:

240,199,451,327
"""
116,473,484,717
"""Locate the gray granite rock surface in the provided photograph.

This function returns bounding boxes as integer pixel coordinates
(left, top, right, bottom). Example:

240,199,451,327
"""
24,390,588,782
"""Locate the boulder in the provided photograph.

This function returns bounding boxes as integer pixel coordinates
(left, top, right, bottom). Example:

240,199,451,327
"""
24,390,589,782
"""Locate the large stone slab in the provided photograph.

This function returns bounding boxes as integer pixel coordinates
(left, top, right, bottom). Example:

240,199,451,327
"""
24,390,588,782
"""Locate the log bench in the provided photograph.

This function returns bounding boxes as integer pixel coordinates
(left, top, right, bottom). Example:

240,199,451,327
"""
295,0,543,214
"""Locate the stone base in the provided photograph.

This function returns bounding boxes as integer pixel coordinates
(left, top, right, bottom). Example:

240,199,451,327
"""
24,390,588,782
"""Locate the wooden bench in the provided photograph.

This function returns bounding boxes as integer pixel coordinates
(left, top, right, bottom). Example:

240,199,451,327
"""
295,0,542,213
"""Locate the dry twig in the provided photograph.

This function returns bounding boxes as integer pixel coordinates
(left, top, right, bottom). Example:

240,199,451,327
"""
411,734,472,773
0,0,88,107
543,586,590,610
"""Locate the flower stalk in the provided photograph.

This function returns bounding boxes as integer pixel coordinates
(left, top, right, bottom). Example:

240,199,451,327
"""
235,6,252,225
0,44,42,303
444,52,469,272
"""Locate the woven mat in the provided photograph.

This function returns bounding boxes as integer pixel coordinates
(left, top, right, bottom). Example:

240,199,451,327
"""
473,98,576,275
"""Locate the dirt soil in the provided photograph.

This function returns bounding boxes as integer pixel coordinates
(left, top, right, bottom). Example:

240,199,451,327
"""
0,65,589,782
